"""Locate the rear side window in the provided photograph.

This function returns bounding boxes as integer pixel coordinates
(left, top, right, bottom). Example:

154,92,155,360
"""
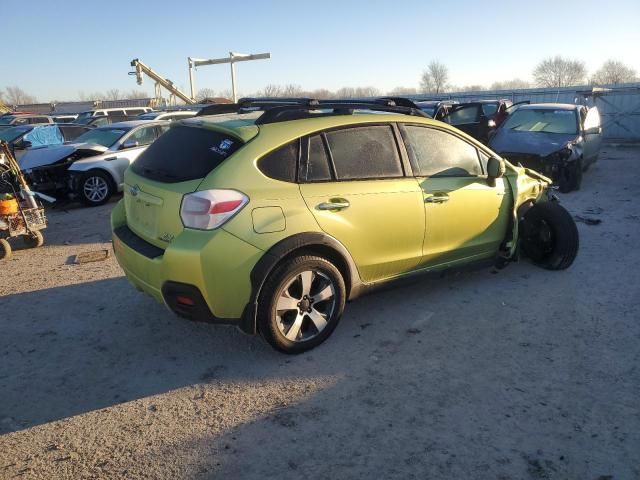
401,125,482,177
132,126,242,183
446,105,481,124
325,125,402,180
258,140,299,182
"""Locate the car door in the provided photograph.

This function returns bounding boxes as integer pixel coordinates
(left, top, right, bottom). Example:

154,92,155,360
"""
582,107,602,165
399,124,512,267
299,125,425,283
442,104,482,138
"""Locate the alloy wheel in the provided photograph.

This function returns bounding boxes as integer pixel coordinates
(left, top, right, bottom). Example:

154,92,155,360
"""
84,176,109,203
275,269,336,342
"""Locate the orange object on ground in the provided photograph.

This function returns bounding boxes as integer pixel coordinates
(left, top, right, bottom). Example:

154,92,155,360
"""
0,198,18,215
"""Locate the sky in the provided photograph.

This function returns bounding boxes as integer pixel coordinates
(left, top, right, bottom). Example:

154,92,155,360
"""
1,0,639,102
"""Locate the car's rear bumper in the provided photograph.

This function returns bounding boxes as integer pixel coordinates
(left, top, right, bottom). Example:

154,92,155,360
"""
110,200,263,327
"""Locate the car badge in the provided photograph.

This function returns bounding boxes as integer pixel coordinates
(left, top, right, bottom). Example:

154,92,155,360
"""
219,139,234,150
129,184,140,196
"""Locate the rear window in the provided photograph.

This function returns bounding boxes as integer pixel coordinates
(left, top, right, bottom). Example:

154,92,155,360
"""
132,125,242,183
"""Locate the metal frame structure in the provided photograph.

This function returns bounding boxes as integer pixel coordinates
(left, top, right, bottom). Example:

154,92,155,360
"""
129,58,195,106
188,52,271,103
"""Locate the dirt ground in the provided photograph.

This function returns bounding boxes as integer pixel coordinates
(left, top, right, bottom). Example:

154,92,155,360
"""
1,146,639,479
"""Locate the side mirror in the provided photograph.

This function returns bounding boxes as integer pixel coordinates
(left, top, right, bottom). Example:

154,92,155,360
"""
20,140,32,150
486,156,505,187
121,140,139,150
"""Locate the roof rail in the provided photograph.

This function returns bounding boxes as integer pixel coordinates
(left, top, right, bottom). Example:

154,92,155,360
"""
196,97,430,123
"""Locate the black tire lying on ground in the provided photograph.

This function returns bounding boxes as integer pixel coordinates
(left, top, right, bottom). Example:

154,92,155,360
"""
520,201,579,270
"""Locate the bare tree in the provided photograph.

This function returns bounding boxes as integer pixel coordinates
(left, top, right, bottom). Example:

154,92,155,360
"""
260,84,283,97
281,84,304,96
4,86,37,105
105,89,121,101
533,56,586,88
421,61,449,93
335,87,357,98
490,78,531,90
309,88,334,99
124,89,149,100
455,84,487,92
387,86,418,96
196,88,217,101
590,60,637,85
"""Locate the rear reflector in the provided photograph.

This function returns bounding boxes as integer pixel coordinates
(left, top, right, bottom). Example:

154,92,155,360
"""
176,295,195,306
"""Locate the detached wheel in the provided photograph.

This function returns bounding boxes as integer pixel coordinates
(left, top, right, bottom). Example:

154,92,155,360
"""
520,202,579,270
80,170,113,207
258,255,346,354
0,238,11,260
558,159,582,193
23,231,44,248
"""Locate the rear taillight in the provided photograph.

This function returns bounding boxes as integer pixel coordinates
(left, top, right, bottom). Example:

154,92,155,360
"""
180,189,248,230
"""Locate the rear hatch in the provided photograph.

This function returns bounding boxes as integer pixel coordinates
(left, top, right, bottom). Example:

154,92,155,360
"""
124,121,257,248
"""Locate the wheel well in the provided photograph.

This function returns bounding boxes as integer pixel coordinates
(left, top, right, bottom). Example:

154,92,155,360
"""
274,244,353,297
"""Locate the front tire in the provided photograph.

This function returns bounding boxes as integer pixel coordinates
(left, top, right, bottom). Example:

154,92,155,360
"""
258,255,346,354
558,159,582,193
0,238,11,260
520,202,579,270
79,170,114,207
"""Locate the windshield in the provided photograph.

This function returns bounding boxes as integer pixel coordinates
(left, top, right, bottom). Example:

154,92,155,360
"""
75,111,94,121
502,108,578,134
0,116,17,125
419,107,435,117
0,125,31,142
138,112,160,120
73,127,128,147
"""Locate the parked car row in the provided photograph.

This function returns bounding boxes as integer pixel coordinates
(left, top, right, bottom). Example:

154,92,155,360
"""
407,97,602,192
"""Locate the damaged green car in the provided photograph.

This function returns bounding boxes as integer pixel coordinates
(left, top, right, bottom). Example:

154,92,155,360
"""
112,99,579,354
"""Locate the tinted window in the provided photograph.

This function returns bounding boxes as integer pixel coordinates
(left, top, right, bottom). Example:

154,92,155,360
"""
304,135,332,182
132,126,242,183
482,103,498,116
258,140,299,183
446,105,481,125
107,110,125,117
127,126,158,146
402,126,482,177
325,125,402,180
29,117,49,124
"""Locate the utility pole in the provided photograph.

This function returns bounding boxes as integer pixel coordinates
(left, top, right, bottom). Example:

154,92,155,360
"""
188,52,271,102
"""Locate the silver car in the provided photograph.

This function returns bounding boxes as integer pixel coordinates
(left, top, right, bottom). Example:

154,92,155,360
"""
19,120,169,206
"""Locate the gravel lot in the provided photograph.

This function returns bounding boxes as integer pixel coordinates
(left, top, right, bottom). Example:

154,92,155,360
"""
1,146,639,479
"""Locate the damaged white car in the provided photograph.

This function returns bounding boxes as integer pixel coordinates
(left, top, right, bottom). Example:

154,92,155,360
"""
19,120,169,206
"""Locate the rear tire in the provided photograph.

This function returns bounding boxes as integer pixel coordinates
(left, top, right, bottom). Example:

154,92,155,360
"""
520,202,579,270
79,170,114,207
0,238,11,260
258,255,346,354
23,231,44,248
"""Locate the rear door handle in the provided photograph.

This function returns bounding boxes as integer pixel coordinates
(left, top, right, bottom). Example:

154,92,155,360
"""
317,199,350,211
424,195,449,204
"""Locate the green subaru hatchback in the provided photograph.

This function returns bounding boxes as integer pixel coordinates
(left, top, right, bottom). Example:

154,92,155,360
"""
111,99,578,353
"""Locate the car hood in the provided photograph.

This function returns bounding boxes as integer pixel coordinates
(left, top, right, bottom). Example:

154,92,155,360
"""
19,143,108,170
489,129,578,157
